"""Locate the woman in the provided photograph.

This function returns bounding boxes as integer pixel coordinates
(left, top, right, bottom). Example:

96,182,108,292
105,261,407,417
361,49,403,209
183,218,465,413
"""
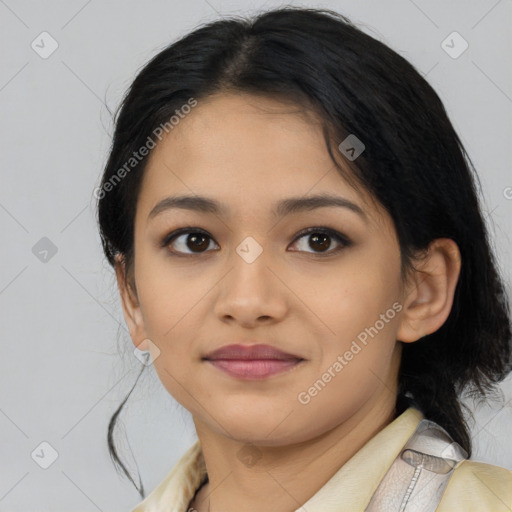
96,6,512,511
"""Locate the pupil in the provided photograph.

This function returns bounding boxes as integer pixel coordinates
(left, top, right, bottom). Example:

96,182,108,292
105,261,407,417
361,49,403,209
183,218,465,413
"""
310,233,329,252
188,234,208,252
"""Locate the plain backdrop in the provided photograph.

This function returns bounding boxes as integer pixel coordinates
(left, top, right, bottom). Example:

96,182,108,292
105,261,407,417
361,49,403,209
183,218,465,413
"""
1,0,511,510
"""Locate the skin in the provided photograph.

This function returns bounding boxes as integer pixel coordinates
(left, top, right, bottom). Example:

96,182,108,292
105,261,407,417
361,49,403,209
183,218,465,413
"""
115,92,461,512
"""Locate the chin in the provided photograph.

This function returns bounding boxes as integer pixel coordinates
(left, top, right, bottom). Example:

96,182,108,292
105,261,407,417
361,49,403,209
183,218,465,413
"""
212,406,313,446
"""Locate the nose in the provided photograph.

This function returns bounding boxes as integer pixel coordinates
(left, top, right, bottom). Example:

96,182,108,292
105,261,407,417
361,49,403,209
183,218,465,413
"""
213,244,288,328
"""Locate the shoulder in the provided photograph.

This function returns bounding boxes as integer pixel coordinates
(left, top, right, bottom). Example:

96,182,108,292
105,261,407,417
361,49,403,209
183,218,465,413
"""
437,459,512,512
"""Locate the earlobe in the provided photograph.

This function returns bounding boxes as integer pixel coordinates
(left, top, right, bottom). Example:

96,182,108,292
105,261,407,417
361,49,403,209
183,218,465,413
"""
396,238,461,343
114,254,149,351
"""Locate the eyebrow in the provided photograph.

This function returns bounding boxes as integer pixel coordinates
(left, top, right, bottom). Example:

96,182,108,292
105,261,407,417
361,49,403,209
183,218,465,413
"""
148,193,368,223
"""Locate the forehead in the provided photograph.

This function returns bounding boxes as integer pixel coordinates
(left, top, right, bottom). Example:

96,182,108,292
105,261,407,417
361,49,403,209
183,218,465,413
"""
137,92,384,226
149,92,330,169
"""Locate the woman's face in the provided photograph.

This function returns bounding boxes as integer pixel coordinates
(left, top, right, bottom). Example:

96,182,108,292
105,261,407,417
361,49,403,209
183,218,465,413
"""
121,92,410,446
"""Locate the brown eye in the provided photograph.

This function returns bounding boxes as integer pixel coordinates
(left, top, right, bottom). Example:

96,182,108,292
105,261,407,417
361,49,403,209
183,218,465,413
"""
162,229,219,255
161,226,351,258
307,233,330,252
289,228,351,256
183,233,211,252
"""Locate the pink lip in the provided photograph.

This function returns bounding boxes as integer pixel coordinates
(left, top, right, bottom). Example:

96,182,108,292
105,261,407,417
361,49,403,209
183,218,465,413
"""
204,344,304,380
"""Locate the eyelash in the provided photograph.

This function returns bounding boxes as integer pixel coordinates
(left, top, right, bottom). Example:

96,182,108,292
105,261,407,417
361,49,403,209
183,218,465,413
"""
160,226,352,258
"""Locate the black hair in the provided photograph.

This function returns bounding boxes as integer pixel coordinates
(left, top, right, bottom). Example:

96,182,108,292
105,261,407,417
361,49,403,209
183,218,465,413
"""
96,6,512,499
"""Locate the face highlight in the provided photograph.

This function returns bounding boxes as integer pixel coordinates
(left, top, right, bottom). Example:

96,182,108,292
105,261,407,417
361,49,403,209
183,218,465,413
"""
119,92,409,446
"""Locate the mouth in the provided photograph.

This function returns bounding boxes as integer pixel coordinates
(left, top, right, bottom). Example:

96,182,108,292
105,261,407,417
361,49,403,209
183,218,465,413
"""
203,343,305,380
206,358,304,379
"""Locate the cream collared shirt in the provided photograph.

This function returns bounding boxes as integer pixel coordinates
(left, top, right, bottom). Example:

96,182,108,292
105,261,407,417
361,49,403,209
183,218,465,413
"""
131,407,512,511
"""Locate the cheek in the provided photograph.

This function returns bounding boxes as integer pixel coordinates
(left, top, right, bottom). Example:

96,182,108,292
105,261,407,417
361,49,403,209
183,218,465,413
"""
136,253,206,336
134,254,218,373
297,321,400,434
310,260,401,340
303,257,402,401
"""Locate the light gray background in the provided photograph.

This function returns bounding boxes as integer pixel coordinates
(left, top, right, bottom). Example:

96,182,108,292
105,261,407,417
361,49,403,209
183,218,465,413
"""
1,0,511,510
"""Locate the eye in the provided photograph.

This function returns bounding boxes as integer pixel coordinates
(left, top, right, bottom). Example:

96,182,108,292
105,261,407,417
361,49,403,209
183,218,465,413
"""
161,226,352,257
161,228,219,256
289,227,352,256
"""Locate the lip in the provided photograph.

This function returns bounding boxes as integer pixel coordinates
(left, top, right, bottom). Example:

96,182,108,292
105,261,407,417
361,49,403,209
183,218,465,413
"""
205,343,301,360
203,343,304,380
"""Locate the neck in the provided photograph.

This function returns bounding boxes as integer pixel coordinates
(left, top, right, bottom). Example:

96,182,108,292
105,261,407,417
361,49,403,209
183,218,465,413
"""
190,389,399,512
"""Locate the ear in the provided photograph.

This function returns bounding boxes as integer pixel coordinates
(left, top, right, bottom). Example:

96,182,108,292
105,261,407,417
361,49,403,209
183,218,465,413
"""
114,253,149,351
397,238,461,343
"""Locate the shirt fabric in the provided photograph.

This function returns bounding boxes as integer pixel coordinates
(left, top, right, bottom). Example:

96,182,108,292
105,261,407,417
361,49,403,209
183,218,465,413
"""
131,407,512,511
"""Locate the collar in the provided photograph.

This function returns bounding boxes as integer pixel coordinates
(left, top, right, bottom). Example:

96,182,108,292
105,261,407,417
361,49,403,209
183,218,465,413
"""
131,407,424,512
